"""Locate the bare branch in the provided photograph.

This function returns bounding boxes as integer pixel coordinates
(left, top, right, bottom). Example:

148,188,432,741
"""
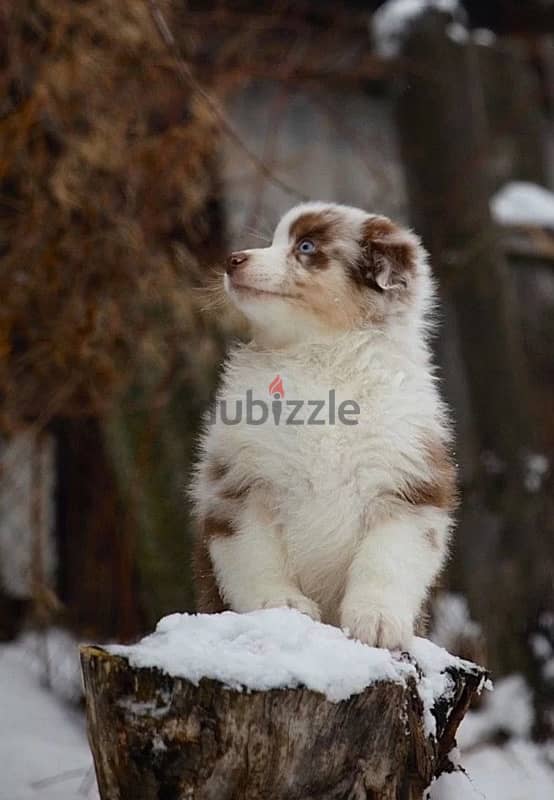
147,0,309,201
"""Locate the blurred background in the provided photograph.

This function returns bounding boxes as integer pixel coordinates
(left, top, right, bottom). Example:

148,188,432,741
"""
1,1,553,798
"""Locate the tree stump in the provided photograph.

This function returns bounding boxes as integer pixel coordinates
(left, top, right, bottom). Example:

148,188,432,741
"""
81,644,486,800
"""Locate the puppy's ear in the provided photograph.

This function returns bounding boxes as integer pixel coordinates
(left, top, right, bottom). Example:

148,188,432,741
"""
356,216,419,291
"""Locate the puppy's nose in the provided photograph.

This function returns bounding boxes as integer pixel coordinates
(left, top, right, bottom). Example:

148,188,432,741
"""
226,251,248,275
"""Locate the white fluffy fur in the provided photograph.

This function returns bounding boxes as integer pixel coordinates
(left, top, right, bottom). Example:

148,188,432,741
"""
191,203,454,650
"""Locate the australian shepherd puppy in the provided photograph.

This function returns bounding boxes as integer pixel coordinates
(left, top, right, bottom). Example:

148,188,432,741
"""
190,202,457,649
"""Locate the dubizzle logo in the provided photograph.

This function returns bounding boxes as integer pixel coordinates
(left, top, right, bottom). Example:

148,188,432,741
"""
209,374,360,426
269,375,285,400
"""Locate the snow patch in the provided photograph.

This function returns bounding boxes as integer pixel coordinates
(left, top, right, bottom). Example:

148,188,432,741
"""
430,741,554,800
491,182,554,228
427,768,483,799
531,633,552,661
373,0,462,57
0,637,98,800
457,674,533,750
109,609,414,702
0,432,56,599
524,453,549,493
431,592,482,653
530,614,554,684
412,637,463,733
472,28,495,47
447,22,469,44
542,659,554,682
117,696,172,719
108,608,479,733
17,627,84,704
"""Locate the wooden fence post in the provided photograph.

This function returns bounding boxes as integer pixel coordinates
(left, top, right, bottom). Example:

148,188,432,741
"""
393,10,554,734
477,39,548,189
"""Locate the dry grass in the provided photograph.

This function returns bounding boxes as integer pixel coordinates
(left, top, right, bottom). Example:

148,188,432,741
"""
0,0,225,430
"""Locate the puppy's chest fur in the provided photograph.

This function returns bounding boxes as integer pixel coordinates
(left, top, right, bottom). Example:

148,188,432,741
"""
200,337,445,615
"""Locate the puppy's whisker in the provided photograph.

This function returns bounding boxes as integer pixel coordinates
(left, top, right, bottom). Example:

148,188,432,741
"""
240,226,271,244
198,293,228,313
194,270,229,313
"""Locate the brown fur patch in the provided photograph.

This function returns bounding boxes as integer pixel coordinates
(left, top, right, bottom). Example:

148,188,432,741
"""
362,216,397,240
424,527,439,550
292,268,366,330
207,458,228,483
397,440,458,512
352,216,418,291
425,439,459,512
289,211,341,271
204,514,235,539
290,211,340,247
192,533,226,613
192,514,234,613
206,456,253,503
221,482,251,502
396,480,448,509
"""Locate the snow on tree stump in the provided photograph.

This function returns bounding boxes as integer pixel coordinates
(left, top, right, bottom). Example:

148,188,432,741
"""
80,610,488,800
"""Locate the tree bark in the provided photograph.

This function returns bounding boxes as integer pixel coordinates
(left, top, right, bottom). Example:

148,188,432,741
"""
477,40,548,189
81,645,486,800
395,11,534,462
55,418,143,641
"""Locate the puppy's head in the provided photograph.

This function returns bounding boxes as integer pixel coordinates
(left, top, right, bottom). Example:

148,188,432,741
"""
225,203,431,346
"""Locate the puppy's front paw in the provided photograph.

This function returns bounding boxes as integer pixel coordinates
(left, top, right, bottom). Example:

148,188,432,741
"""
341,603,413,650
260,591,321,621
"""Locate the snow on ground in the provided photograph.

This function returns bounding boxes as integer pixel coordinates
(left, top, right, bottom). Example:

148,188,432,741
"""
430,674,554,799
14,627,85,704
109,608,483,735
428,595,554,798
430,740,554,800
456,674,533,750
491,181,554,228
372,0,462,57
0,636,98,800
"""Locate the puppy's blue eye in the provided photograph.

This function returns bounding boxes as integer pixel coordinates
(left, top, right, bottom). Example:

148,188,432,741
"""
297,238,316,255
